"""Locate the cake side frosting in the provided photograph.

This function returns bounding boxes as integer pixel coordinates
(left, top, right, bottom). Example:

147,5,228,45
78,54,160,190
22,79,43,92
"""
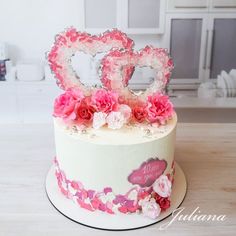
54,115,176,217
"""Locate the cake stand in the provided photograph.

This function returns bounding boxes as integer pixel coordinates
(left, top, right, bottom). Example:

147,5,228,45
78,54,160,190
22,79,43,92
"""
45,162,187,231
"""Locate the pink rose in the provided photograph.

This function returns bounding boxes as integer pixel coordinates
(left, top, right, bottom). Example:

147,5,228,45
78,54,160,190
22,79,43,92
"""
132,105,147,123
146,93,174,124
76,98,94,124
141,198,161,219
91,89,118,113
153,175,172,198
53,88,84,121
106,112,126,129
92,112,107,129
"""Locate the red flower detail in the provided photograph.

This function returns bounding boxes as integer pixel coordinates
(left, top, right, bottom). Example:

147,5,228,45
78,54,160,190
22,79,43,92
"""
153,193,171,211
118,206,128,214
132,105,147,123
76,98,94,123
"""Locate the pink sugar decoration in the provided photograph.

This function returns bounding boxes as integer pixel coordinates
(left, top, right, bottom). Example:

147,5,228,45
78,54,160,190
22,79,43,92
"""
118,206,128,214
54,157,172,216
87,190,95,199
48,28,134,91
104,187,112,194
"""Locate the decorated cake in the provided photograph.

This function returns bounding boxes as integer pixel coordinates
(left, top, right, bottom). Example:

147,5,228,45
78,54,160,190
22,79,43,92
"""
48,28,176,220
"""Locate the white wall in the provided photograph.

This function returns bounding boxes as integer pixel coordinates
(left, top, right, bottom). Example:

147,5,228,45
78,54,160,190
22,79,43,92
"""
0,0,81,63
0,0,162,65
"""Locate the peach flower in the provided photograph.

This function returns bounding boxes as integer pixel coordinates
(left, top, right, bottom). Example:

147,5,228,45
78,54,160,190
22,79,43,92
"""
132,105,147,123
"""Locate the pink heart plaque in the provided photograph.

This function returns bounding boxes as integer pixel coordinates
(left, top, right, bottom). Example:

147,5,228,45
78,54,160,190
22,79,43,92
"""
128,158,167,187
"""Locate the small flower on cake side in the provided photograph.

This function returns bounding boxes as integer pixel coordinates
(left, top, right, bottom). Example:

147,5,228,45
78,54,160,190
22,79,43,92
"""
54,158,173,218
141,198,161,219
138,174,172,219
152,174,172,198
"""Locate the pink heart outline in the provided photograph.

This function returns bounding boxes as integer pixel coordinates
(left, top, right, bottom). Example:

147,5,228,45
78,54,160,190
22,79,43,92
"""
100,46,174,99
48,28,134,92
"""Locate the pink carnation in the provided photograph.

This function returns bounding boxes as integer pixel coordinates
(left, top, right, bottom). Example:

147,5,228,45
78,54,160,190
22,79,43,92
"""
91,89,118,113
146,93,174,124
53,88,84,121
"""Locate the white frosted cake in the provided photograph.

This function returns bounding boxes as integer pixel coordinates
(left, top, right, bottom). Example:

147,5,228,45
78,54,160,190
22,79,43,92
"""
48,28,176,219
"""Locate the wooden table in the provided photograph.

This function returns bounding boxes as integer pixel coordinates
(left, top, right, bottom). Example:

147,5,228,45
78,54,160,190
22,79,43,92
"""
0,123,235,236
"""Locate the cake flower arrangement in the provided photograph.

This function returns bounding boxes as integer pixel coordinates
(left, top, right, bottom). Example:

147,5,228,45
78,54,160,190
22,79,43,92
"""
53,88,174,130
48,28,176,220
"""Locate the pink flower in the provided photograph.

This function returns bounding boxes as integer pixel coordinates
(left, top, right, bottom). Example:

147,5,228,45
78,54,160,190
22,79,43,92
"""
76,98,94,124
106,111,126,129
153,175,172,198
132,105,147,123
141,198,161,219
53,88,84,121
146,93,174,124
92,112,107,129
91,89,118,113
155,195,171,211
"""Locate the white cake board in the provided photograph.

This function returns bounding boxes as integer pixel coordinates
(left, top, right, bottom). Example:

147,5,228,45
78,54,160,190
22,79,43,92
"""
45,162,187,231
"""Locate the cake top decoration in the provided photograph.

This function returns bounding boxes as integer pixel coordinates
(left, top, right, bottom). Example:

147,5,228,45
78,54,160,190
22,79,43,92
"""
49,28,174,130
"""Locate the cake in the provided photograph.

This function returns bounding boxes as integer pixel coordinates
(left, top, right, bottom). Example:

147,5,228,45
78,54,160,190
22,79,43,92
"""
48,28,175,219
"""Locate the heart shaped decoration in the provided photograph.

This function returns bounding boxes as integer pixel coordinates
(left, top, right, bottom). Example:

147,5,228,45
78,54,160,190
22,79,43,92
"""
100,46,174,99
48,28,134,92
128,158,167,187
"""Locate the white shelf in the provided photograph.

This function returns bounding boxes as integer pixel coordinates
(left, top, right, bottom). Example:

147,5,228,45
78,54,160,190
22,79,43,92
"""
171,97,236,109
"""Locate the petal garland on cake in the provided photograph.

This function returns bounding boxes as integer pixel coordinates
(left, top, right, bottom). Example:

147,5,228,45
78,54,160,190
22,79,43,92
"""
54,158,173,219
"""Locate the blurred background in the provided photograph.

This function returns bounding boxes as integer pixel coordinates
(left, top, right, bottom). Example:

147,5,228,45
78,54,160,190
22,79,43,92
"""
0,0,236,123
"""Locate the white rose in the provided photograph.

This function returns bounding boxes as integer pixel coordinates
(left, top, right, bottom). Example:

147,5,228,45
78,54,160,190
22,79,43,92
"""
142,198,161,219
106,111,126,129
92,112,107,129
153,175,172,198
118,104,131,121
